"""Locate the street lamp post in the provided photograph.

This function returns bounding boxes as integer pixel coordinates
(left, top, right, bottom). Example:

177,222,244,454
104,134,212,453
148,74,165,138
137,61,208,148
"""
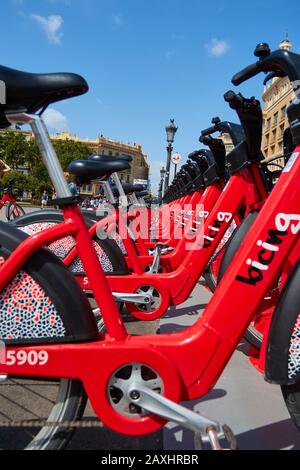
158,166,166,204
165,119,178,192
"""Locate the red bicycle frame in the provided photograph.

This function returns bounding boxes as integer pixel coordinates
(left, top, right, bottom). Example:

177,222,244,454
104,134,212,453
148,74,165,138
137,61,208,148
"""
0,191,21,215
72,163,268,320
1,147,299,436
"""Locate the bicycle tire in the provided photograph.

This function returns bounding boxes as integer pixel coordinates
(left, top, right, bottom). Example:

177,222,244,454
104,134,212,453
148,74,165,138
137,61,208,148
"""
12,209,129,276
272,259,300,432
217,211,264,349
6,202,25,221
0,223,98,449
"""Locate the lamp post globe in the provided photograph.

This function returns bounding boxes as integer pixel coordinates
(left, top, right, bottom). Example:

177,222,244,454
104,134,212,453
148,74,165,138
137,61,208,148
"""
165,119,178,143
165,119,178,190
158,166,166,203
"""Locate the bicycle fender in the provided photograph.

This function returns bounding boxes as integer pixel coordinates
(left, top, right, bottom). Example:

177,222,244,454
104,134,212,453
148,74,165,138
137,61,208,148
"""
265,258,300,385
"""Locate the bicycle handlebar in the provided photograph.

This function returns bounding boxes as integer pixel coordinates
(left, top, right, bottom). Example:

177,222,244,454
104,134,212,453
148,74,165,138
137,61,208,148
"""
201,123,218,136
201,118,245,146
232,62,261,86
224,90,262,160
199,135,226,176
232,44,300,90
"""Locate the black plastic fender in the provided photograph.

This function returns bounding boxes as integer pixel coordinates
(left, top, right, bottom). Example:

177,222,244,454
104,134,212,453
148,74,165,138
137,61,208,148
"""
265,257,300,385
218,211,259,282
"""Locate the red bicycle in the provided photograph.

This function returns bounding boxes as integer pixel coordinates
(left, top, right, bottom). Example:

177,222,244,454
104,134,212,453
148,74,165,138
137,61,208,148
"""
0,43,300,450
0,178,25,220
11,101,270,324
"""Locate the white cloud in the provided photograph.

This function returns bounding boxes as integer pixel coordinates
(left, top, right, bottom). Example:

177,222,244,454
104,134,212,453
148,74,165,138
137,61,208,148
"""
112,14,122,26
31,14,63,45
205,38,229,57
43,108,68,131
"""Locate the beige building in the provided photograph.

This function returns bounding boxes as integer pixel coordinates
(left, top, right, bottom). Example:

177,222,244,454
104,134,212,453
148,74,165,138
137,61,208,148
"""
262,35,295,169
51,131,149,187
0,128,149,195
219,132,234,154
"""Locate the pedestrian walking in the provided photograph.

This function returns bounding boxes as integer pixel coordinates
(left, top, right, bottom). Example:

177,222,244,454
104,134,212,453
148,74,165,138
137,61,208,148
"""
41,190,48,209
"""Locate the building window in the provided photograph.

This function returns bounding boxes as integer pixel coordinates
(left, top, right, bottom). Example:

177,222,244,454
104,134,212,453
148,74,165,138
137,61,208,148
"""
281,106,286,119
265,133,269,145
279,124,285,137
266,118,271,130
271,130,276,143
109,151,113,156
273,112,278,126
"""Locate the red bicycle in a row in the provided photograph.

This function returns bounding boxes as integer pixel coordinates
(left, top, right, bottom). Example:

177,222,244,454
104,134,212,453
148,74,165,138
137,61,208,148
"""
0,43,299,450
0,178,25,220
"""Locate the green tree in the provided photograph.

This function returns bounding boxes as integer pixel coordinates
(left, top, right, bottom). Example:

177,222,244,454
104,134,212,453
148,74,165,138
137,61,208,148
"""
0,131,28,169
26,175,53,199
0,132,91,199
1,170,30,198
53,139,90,171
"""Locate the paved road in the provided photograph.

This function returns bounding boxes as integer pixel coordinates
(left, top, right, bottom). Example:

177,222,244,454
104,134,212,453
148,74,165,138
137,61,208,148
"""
0,207,300,449
161,282,300,450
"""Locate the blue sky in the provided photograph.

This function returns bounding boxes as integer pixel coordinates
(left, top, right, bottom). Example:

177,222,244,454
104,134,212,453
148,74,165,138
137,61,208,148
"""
1,0,299,190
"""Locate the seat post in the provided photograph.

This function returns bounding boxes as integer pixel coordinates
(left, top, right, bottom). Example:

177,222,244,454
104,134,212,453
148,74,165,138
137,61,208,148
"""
111,172,128,208
30,115,72,198
6,112,71,199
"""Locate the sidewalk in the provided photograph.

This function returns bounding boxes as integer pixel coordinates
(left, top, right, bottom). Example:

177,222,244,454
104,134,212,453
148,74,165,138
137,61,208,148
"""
161,281,300,450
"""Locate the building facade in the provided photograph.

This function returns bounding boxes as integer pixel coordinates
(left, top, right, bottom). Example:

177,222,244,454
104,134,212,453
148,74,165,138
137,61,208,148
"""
51,131,149,188
219,132,234,154
0,129,149,196
261,35,294,169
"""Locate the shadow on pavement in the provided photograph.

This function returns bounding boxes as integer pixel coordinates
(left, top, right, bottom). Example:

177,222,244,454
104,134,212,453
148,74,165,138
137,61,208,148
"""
236,418,300,450
68,423,162,450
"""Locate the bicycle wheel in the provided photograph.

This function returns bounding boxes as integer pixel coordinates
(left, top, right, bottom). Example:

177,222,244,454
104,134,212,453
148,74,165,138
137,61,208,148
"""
203,221,238,293
0,378,86,450
0,222,98,449
271,259,300,432
6,202,25,221
12,209,129,276
217,211,265,349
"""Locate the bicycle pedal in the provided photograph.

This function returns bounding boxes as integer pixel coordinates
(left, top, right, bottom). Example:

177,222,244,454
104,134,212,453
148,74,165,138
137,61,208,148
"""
222,424,238,450
194,424,238,450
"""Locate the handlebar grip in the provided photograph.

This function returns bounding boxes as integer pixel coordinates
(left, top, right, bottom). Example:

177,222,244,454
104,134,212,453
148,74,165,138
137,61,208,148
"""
201,124,217,137
232,62,260,86
224,90,244,109
200,135,215,145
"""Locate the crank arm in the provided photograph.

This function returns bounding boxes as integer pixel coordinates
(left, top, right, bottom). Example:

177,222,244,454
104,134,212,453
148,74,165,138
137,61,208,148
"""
127,382,219,433
112,292,152,304
127,384,237,450
92,292,152,314
148,247,174,256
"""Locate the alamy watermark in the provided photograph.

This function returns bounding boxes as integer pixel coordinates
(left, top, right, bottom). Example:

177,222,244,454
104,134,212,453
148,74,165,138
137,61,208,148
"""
95,202,206,251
